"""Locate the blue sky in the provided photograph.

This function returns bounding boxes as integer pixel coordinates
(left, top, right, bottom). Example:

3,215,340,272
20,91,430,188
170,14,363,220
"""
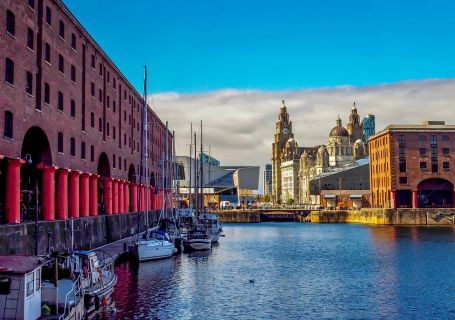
65,0,455,94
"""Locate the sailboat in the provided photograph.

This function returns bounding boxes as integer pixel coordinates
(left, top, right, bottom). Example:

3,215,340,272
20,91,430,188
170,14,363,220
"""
183,121,212,251
136,67,174,262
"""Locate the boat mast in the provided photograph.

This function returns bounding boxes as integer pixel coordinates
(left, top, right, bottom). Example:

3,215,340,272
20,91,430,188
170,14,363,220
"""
137,66,146,237
194,131,198,215
188,123,192,211
172,130,177,211
200,120,204,213
144,66,149,227
162,121,169,219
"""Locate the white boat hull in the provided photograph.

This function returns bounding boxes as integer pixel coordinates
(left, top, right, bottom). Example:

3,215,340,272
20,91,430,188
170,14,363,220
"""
138,240,174,261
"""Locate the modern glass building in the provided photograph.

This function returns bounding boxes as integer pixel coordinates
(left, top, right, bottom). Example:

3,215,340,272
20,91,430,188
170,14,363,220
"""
362,114,376,143
263,164,272,196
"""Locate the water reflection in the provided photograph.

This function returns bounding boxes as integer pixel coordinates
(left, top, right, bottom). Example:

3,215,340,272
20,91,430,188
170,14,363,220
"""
109,223,455,319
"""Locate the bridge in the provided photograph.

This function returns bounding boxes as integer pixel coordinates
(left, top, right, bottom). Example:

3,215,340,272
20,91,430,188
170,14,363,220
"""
215,209,312,222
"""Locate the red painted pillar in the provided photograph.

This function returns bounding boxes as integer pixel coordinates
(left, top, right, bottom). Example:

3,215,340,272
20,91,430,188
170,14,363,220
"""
104,178,113,215
131,183,138,212
79,173,90,217
112,179,118,214
118,181,124,213
38,164,56,221
123,182,129,212
140,185,146,211
56,169,70,220
89,175,98,216
5,159,24,224
412,190,418,209
69,171,81,218
148,187,153,210
390,190,396,209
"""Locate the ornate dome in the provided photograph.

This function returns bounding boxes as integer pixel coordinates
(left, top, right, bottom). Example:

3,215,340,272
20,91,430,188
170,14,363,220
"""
329,125,349,137
329,116,349,137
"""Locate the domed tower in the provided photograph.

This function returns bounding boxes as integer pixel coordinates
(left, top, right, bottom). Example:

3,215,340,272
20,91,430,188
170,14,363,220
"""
272,100,295,204
327,116,354,167
347,102,364,144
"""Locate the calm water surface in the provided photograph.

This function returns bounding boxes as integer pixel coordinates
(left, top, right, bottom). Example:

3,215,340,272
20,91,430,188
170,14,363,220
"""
109,223,455,319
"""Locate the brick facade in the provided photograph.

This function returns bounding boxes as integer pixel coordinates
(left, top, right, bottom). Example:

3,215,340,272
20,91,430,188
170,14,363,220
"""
369,121,455,208
0,0,172,223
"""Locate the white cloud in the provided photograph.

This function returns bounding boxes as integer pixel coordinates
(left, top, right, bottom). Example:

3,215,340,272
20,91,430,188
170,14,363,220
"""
150,79,455,191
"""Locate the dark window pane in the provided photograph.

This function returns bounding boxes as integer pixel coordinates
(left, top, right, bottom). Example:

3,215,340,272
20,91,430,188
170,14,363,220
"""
44,83,50,104
6,10,15,35
71,65,76,82
59,20,65,38
26,71,33,95
5,58,14,84
4,111,13,138
71,33,76,49
57,132,63,153
419,148,426,155
81,142,86,160
45,43,50,62
27,28,34,49
90,145,94,162
70,99,75,118
45,7,51,25
58,55,64,73
58,91,63,111
70,138,75,156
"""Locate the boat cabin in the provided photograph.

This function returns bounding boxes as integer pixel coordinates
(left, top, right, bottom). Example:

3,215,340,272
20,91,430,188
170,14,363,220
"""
0,256,43,320
0,255,85,320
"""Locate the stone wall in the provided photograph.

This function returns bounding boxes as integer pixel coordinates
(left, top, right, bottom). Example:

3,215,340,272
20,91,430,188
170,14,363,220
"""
0,210,161,255
310,208,455,226
216,210,261,223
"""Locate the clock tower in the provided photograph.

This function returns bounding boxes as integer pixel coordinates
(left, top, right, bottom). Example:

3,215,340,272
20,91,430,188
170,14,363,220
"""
271,100,294,204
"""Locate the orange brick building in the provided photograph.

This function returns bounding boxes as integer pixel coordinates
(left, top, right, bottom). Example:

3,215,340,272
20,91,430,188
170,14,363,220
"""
369,121,455,208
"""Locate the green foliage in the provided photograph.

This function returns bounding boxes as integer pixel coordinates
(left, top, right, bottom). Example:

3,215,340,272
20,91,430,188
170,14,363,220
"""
264,194,271,202
287,198,294,205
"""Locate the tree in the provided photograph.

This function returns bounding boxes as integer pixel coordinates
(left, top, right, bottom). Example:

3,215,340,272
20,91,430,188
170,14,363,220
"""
264,194,271,202
287,198,294,205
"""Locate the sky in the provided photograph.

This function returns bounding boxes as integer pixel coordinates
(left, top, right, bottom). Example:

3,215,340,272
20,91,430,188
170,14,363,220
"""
64,0,455,191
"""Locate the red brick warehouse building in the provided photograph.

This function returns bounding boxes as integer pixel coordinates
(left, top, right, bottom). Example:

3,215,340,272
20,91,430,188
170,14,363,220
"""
369,121,455,209
0,0,173,224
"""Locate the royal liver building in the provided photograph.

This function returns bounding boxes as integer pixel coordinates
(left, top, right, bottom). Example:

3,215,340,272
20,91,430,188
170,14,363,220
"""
271,101,369,205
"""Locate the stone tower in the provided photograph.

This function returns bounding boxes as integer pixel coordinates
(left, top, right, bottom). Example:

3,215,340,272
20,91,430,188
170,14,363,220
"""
271,100,293,204
347,102,363,143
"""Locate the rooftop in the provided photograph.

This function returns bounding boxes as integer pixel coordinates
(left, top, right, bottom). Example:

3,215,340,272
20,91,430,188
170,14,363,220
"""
0,256,44,274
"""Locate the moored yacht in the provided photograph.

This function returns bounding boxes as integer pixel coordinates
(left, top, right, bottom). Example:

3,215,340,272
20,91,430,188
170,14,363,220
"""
199,212,223,243
137,229,175,261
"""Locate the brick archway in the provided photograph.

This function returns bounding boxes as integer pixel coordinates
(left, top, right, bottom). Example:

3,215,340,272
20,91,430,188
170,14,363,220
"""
417,178,454,208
